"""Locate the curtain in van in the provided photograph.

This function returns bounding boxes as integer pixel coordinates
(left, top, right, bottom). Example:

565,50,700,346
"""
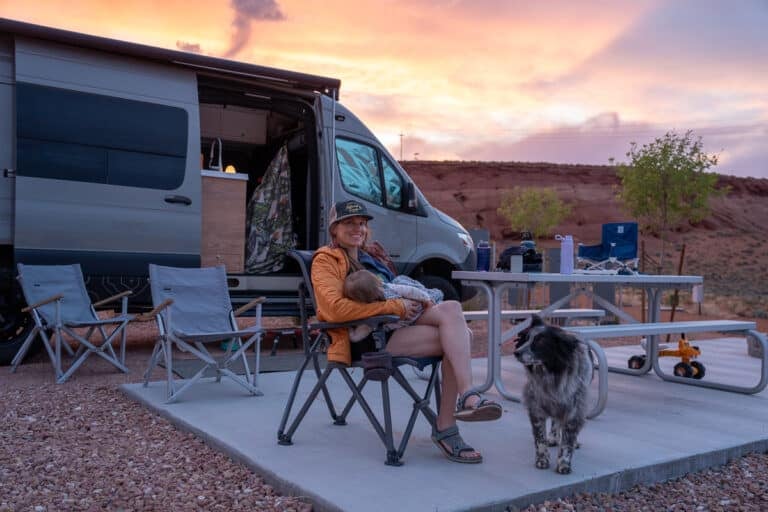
245,144,296,273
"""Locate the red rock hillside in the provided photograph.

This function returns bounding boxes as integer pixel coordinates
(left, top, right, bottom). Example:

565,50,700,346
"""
401,161,768,314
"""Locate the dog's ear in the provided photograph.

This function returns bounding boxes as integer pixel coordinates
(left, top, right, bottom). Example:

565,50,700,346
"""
530,314,544,327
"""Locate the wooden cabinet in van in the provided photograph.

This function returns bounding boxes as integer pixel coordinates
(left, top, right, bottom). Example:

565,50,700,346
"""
201,170,248,272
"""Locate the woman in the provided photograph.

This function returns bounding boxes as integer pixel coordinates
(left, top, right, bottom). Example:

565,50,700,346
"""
311,199,502,464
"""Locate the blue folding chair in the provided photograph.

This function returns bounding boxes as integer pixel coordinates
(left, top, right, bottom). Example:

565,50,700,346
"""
577,222,639,273
13,263,133,383
142,264,266,403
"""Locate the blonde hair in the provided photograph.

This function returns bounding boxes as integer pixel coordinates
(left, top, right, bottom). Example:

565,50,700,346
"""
344,270,385,303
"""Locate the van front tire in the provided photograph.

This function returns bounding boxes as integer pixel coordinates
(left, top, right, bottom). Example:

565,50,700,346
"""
417,275,460,302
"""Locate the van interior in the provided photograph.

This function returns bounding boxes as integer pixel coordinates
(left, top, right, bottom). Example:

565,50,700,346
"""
197,76,321,273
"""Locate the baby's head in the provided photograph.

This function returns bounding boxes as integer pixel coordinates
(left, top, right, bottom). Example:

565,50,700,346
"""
344,270,385,303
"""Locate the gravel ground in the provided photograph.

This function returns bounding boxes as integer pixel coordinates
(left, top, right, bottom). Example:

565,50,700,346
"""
2,319,767,512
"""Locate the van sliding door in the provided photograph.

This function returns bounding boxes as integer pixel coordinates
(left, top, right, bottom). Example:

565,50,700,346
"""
13,38,201,277
0,38,12,245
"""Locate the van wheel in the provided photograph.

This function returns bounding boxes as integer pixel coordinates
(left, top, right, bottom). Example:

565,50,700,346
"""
417,275,460,302
0,291,35,366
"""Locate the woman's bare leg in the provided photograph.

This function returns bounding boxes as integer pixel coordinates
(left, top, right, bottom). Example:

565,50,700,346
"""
411,301,481,407
387,323,481,461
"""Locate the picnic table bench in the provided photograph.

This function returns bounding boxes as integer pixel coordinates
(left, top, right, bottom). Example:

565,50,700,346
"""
567,320,768,395
463,308,605,325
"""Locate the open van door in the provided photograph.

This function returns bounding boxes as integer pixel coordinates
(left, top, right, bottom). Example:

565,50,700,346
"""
12,39,201,280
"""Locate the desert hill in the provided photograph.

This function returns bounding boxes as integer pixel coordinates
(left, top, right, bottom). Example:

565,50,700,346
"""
401,161,768,316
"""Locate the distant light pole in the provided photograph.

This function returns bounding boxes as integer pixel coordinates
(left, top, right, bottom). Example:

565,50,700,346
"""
414,152,419,161
399,132,404,160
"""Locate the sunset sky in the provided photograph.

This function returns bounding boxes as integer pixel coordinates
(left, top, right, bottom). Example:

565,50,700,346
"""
2,0,766,178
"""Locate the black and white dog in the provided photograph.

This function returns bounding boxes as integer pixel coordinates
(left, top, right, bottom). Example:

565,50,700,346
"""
514,315,592,474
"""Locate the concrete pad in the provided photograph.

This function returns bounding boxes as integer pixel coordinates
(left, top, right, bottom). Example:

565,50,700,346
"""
122,338,768,512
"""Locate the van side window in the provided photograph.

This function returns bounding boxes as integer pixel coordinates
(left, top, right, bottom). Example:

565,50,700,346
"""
381,157,403,209
17,83,188,190
335,138,382,205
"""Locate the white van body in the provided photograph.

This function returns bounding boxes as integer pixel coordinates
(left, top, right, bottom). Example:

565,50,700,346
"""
0,18,476,364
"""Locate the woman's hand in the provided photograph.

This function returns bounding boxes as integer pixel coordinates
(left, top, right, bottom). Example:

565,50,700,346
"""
401,299,421,319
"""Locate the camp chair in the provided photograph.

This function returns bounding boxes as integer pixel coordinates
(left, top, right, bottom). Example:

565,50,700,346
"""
577,221,639,273
142,264,265,403
12,263,132,383
277,250,442,466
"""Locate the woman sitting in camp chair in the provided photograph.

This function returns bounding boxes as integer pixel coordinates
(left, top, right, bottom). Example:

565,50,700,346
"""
312,200,502,464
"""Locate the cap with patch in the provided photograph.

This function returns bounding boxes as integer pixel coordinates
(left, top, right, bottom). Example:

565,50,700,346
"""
329,200,373,227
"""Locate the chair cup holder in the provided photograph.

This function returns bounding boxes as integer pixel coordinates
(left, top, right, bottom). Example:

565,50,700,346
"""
361,351,393,381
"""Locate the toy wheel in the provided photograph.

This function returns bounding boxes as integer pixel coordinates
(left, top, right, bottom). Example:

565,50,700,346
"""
627,355,646,370
673,362,693,378
690,361,706,379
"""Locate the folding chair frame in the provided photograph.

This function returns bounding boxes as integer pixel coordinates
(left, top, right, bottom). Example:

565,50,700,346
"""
12,264,132,383
277,250,442,466
142,265,266,403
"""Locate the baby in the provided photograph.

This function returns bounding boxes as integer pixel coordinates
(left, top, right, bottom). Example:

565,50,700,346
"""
343,270,442,341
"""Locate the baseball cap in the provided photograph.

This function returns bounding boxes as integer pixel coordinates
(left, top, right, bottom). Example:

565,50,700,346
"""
328,200,373,228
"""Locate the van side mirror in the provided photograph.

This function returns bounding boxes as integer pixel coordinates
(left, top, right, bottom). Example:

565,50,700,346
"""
405,182,418,210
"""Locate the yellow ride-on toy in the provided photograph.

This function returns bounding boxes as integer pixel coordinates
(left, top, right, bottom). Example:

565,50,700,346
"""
627,334,705,379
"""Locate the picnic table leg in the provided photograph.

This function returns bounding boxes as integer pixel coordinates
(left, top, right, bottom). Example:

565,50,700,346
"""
466,281,495,395
584,338,608,419
650,330,768,394
464,280,523,402
604,287,658,376
491,282,523,402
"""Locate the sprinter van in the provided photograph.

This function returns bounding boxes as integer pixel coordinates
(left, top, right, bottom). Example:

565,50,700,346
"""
0,18,476,364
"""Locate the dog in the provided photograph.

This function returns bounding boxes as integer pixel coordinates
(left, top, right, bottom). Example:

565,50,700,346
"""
514,315,592,474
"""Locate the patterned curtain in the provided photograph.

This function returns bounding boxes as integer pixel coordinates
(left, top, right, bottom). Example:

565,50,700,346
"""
244,145,296,273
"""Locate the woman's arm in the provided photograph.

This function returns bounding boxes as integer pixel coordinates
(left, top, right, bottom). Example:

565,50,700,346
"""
312,252,406,323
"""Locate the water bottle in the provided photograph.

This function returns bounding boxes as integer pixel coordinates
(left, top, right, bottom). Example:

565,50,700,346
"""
476,241,491,272
556,234,574,274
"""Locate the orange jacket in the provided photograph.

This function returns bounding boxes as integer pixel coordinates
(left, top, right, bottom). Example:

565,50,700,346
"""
311,246,406,365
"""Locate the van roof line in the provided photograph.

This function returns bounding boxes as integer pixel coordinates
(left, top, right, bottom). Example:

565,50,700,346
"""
0,17,341,99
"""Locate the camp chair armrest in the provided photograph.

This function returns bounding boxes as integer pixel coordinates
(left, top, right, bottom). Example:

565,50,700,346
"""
234,296,267,317
135,298,174,322
312,314,400,331
22,293,64,313
92,290,132,308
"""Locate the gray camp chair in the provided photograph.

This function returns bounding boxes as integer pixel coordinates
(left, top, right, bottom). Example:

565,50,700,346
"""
142,264,266,403
13,263,133,383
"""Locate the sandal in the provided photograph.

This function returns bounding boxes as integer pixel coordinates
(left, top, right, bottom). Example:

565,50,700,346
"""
431,425,482,464
454,391,503,422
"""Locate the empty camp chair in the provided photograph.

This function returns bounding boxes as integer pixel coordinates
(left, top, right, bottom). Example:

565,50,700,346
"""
277,250,442,466
13,263,133,383
577,221,639,273
143,264,265,403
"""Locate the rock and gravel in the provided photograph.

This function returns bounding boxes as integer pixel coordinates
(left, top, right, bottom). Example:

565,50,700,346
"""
2,320,767,511
0,360,312,512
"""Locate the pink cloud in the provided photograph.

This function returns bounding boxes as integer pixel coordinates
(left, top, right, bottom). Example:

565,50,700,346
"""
456,113,767,178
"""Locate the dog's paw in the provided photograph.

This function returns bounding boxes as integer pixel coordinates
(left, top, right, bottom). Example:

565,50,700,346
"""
555,461,572,474
535,455,550,469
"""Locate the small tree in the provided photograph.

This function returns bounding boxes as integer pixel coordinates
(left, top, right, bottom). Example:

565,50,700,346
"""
614,130,723,268
497,187,571,239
